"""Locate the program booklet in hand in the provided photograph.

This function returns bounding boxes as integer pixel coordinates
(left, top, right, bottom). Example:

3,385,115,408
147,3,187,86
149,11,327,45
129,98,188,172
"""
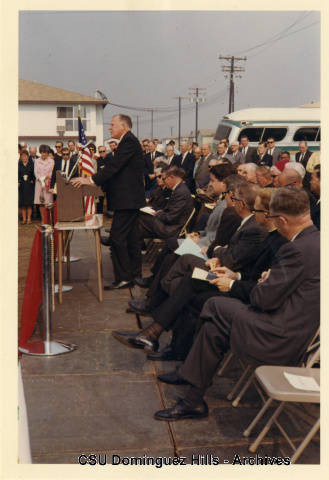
192,267,218,282
174,237,208,260
140,206,157,216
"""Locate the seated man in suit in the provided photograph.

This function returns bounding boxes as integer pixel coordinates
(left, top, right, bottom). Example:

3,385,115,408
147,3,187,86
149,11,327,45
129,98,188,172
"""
147,167,171,211
138,166,194,241
156,187,287,361
154,187,320,420
112,182,267,352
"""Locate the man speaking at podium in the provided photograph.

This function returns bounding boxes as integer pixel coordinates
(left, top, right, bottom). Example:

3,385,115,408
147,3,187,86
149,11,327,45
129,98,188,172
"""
71,114,145,289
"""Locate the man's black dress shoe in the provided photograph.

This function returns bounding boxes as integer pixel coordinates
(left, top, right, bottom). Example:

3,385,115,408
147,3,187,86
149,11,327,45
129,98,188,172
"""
101,235,111,246
157,370,190,385
154,399,208,421
111,331,159,353
147,345,178,361
104,280,134,291
127,298,151,314
134,275,154,288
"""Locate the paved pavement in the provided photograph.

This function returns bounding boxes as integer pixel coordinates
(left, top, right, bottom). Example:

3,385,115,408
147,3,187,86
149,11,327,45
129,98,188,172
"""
19,224,320,465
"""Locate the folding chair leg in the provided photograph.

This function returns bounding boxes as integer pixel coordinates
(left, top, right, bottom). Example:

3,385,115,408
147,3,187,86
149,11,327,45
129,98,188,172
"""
227,365,252,401
290,418,320,464
217,352,234,376
249,401,286,453
243,398,273,437
232,372,255,407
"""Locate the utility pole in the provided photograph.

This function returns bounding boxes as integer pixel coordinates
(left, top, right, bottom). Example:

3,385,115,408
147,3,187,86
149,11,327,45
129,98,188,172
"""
189,88,206,143
219,55,246,113
173,96,189,146
170,126,173,137
150,110,154,139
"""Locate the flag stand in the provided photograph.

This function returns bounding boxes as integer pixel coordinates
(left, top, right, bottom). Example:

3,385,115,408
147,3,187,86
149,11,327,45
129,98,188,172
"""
18,225,77,356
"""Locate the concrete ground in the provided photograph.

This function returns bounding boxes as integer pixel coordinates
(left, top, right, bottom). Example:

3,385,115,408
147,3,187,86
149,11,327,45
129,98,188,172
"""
19,221,320,465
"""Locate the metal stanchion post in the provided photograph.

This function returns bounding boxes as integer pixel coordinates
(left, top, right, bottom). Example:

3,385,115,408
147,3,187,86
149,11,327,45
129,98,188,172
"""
19,225,77,356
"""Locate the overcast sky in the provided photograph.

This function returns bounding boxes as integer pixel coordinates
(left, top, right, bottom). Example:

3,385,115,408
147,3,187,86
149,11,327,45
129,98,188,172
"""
19,10,320,141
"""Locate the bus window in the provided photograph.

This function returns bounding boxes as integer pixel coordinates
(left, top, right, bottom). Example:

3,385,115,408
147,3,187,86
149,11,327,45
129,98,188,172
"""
238,128,264,142
214,124,232,141
293,127,319,142
263,128,287,142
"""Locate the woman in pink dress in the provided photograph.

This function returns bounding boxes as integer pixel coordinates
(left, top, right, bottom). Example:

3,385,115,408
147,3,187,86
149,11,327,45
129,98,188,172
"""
34,144,54,223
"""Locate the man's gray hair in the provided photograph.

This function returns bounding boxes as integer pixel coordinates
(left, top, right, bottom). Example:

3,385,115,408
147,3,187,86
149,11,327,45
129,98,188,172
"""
270,187,310,216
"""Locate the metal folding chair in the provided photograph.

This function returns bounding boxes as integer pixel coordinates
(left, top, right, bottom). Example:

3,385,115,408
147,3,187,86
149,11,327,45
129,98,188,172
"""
244,363,320,463
227,327,320,408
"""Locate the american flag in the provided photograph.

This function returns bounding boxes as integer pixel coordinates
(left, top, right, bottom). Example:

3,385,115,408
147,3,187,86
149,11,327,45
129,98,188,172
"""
78,113,96,214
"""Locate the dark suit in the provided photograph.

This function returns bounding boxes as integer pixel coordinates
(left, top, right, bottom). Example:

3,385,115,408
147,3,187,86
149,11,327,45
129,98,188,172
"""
240,146,257,163
144,151,162,191
168,229,286,360
50,156,78,189
296,150,314,189
214,215,268,277
178,225,320,392
178,152,195,191
139,181,193,239
149,187,171,211
92,130,145,282
311,200,320,230
96,156,108,213
167,154,181,168
229,229,287,303
296,150,313,169
255,153,273,167
151,215,267,330
207,207,241,258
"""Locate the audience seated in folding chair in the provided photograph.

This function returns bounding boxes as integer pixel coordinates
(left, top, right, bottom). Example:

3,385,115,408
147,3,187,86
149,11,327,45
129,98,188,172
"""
152,187,319,421
132,169,240,314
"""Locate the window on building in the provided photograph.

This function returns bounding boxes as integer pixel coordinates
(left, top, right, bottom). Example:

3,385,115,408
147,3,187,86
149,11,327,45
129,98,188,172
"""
263,128,287,142
57,106,89,131
238,128,264,143
293,127,319,142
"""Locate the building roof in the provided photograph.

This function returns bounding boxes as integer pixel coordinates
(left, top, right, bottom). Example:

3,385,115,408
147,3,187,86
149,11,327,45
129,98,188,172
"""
19,79,108,105
299,101,320,108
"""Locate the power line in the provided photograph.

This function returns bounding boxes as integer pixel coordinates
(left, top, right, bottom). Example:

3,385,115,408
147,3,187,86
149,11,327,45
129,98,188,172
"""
232,11,313,55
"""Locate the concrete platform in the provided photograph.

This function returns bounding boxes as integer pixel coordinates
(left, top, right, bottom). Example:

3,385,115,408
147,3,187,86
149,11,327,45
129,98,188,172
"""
19,226,320,464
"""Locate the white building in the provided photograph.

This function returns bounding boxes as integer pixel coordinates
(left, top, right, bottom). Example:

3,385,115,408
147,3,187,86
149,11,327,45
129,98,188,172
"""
19,79,108,149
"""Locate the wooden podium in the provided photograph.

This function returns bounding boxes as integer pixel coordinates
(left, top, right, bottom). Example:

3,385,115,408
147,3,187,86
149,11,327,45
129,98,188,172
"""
56,171,103,221
55,172,104,302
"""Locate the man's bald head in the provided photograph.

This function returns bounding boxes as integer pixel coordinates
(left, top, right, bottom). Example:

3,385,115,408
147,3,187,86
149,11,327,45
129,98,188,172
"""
279,169,303,188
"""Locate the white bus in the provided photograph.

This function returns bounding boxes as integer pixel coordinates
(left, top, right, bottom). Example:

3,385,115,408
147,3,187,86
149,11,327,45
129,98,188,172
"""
214,107,320,155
